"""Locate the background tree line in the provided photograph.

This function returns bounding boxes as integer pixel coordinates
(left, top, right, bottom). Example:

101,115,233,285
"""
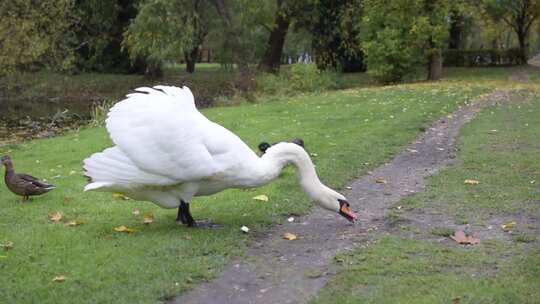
1,0,539,83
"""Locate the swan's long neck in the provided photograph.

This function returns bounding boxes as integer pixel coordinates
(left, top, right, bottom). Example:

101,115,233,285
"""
254,143,325,200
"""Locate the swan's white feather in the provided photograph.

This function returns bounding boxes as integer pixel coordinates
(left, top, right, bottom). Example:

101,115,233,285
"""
83,85,259,207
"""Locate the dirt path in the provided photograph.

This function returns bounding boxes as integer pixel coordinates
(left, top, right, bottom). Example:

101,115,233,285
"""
169,90,511,304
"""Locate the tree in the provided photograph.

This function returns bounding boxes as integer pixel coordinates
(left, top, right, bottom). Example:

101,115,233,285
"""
74,0,139,73
124,0,215,75
483,0,540,63
311,0,365,72
362,0,449,83
0,0,76,75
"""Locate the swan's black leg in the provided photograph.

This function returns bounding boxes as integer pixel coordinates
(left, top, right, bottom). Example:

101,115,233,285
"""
177,200,196,227
176,203,188,224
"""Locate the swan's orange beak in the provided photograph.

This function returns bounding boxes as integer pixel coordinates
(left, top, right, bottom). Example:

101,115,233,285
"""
339,200,357,223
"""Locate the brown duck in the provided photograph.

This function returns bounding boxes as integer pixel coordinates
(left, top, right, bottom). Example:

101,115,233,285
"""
1,155,55,200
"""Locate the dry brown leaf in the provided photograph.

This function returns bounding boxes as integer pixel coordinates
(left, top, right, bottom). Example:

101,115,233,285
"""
143,213,154,225
114,225,137,233
48,211,63,223
52,275,66,282
464,179,480,185
450,230,480,245
252,194,269,202
283,232,297,241
375,178,387,184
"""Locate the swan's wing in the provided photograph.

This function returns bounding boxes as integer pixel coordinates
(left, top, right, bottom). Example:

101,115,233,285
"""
105,86,220,182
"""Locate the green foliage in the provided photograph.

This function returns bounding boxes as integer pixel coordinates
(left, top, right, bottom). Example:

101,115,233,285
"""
443,48,523,66
0,0,76,75
256,64,340,95
362,0,450,83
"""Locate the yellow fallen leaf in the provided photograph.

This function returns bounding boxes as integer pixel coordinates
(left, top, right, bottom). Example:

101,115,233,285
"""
65,220,84,227
114,225,137,233
252,194,269,202
143,213,154,225
48,211,63,223
501,221,516,231
464,179,480,185
52,275,66,282
283,232,297,240
375,178,387,184
112,193,130,200
1,241,13,251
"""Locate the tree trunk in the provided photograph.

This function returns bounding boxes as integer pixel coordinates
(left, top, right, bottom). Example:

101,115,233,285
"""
517,29,528,64
427,49,442,81
257,2,290,73
184,46,199,73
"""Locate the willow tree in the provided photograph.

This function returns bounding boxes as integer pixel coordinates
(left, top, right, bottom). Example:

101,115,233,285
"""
124,0,215,74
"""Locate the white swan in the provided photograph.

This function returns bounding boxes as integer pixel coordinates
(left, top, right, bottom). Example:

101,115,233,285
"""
83,86,357,227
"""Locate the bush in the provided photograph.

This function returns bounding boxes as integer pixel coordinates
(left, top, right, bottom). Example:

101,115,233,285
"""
443,48,524,67
256,64,340,96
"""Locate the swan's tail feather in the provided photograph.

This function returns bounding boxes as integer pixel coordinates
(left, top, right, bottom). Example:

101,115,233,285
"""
83,146,173,191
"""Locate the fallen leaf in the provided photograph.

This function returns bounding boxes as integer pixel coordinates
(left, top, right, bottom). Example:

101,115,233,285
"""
252,194,269,202
112,193,130,200
52,275,66,282
464,179,480,185
287,217,295,222
65,220,84,227
283,232,297,240
114,225,137,233
48,211,63,223
1,241,13,251
68,170,77,175
501,221,516,231
143,213,154,225
452,297,461,304
132,209,140,216
375,178,387,184
240,226,250,233
450,230,480,245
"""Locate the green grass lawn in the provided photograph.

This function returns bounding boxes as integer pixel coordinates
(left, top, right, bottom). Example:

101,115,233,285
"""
312,90,540,304
0,80,490,303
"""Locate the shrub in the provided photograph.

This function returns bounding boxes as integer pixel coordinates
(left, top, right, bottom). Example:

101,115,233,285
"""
256,64,340,96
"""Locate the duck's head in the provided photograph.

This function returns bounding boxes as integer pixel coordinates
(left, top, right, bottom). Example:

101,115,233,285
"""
1,155,12,167
315,187,357,223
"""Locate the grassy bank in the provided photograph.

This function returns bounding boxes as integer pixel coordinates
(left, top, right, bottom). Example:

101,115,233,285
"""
312,90,540,304
0,80,489,303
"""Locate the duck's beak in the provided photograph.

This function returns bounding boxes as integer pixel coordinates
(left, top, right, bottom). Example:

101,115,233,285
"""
339,200,357,223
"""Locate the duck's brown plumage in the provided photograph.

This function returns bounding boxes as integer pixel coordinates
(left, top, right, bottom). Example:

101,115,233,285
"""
1,155,55,200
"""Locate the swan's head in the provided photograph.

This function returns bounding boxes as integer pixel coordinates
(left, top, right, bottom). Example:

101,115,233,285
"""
315,187,357,223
